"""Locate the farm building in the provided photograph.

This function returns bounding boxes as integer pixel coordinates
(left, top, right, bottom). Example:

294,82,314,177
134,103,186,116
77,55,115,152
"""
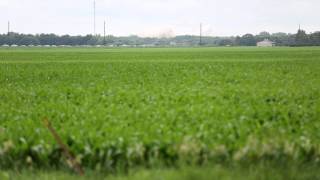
257,39,275,47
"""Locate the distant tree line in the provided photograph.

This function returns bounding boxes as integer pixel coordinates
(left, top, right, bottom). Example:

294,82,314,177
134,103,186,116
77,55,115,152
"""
0,29,319,46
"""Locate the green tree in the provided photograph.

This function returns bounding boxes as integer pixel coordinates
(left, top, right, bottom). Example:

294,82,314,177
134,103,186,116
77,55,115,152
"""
310,32,320,46
240,34,256,46
256,31,271,42
18,36,40,45
295,29,310,46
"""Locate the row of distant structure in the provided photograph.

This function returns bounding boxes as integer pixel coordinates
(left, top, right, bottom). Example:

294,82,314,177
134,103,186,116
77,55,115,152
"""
3,0,284,47
4,20,274,47
67,0,275,47
4,0,206,47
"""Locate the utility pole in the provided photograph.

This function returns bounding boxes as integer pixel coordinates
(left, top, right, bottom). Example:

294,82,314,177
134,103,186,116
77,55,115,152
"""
199,23,202,46
7,21,10,35
104,21,106,45
93,0,96,36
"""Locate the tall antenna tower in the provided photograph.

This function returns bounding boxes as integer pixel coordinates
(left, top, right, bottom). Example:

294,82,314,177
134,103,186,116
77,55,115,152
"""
93,0,96,36
7,21,10,35
199,23,202,46
104,21,106,45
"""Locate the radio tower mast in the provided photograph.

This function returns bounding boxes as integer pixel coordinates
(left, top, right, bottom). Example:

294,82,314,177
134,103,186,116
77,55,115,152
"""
199,23,202,46
7,21,10,35
104,21,106,45
93,0,96,36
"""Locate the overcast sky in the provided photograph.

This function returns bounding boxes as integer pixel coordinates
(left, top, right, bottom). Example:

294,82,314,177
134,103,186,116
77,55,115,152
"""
0,0,319,37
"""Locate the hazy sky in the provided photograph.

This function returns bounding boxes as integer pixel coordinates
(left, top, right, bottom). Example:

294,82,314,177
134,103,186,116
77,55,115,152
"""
0,0,319,37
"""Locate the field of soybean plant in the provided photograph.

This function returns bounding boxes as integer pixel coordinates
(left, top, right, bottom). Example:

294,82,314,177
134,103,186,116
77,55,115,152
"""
0,47,320,179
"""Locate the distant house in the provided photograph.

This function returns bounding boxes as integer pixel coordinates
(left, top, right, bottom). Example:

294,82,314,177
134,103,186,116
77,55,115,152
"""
257,39,275,47
169,42,177,46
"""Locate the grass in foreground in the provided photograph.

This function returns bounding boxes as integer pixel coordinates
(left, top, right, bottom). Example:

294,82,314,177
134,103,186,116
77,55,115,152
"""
2,162,320,180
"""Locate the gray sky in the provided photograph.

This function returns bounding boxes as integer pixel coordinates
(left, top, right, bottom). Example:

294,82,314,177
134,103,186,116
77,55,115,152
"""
0,0,319,37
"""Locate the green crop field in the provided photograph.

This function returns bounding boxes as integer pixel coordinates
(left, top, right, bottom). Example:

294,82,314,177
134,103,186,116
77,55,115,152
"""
0,47,320,179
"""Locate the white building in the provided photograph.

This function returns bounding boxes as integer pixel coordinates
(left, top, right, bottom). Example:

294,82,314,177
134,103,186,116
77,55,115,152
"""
257,39,275,47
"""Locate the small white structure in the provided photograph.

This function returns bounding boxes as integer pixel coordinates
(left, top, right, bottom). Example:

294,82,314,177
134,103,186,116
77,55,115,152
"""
169,42,177,46
257,39,275,47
